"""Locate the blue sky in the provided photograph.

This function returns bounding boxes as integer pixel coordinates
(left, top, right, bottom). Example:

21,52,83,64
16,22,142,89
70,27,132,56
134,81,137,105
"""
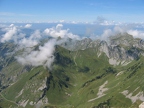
0,0,144,23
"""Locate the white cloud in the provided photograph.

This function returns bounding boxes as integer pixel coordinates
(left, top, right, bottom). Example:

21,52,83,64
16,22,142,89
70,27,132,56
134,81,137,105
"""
99,26,126,41
97,24,144,41
0,24,27,43
17,30,42,49
44,24,79,39
114,26,124,33
16,39,56,69
24,24,32,28
44,25,67,38
18,38,38,48
127,30,144,39
71,21,78,24
9,24,14,27
15,24,80,69
59,20,65,23
100,29,113,40
1,24,18,42
30,30,41,39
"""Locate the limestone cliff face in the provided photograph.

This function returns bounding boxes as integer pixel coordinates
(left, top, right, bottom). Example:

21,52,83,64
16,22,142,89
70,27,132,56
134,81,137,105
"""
61,33,144,65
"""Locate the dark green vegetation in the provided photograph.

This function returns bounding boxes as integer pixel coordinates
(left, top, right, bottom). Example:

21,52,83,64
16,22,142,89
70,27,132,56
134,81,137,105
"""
0,38,144,108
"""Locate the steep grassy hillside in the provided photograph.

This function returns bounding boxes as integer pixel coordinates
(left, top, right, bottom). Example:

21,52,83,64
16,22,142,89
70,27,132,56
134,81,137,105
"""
44,46,144,108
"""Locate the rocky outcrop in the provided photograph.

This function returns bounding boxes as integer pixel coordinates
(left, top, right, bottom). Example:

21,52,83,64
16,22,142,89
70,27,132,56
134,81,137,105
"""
61,33,144,66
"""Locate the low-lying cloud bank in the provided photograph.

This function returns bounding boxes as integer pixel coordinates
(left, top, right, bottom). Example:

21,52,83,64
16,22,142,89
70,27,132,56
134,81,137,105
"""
0,23,144,69
0,23,80,69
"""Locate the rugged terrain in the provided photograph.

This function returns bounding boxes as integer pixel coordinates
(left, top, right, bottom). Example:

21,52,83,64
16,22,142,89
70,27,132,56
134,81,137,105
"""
0,33,144,108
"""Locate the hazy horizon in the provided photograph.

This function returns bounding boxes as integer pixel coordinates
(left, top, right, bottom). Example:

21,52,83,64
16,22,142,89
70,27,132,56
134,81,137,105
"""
0,0,144,23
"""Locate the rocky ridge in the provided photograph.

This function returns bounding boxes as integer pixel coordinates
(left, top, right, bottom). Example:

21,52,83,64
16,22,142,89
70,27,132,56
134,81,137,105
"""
61,33,144,65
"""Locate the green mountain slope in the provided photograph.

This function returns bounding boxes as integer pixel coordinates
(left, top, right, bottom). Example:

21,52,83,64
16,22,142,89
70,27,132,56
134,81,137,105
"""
45,46,144,108
0,36,144,108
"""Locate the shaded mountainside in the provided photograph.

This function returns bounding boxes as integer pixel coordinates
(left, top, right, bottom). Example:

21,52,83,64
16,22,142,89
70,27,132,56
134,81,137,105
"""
0,34,144,108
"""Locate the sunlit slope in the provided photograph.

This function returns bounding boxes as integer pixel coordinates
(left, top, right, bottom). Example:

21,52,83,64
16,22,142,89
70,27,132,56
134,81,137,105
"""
45,46,144,108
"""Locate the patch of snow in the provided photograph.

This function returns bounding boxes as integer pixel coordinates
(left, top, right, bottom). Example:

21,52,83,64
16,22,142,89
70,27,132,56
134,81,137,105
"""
116,71,124,77
139,102,144,108
16,89,24,98
121,61,131,66
109,58,120,65
100,44,109,58
35,100,43,108
121,90,144,103
121,90,129,95
35,97,48,108
65,92,71,96
29,101,34,105
10,82,15,86
73,51,78,66
97,81,108,97
97,52,101,57
88,81,108,102
121,61,125,65
38,83,46,91
133,87,140,93
38,78,47,91
43,97,48,104
19,99,29,107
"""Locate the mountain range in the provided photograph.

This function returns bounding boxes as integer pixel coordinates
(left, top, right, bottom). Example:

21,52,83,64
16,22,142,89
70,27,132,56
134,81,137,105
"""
0,33,144,108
